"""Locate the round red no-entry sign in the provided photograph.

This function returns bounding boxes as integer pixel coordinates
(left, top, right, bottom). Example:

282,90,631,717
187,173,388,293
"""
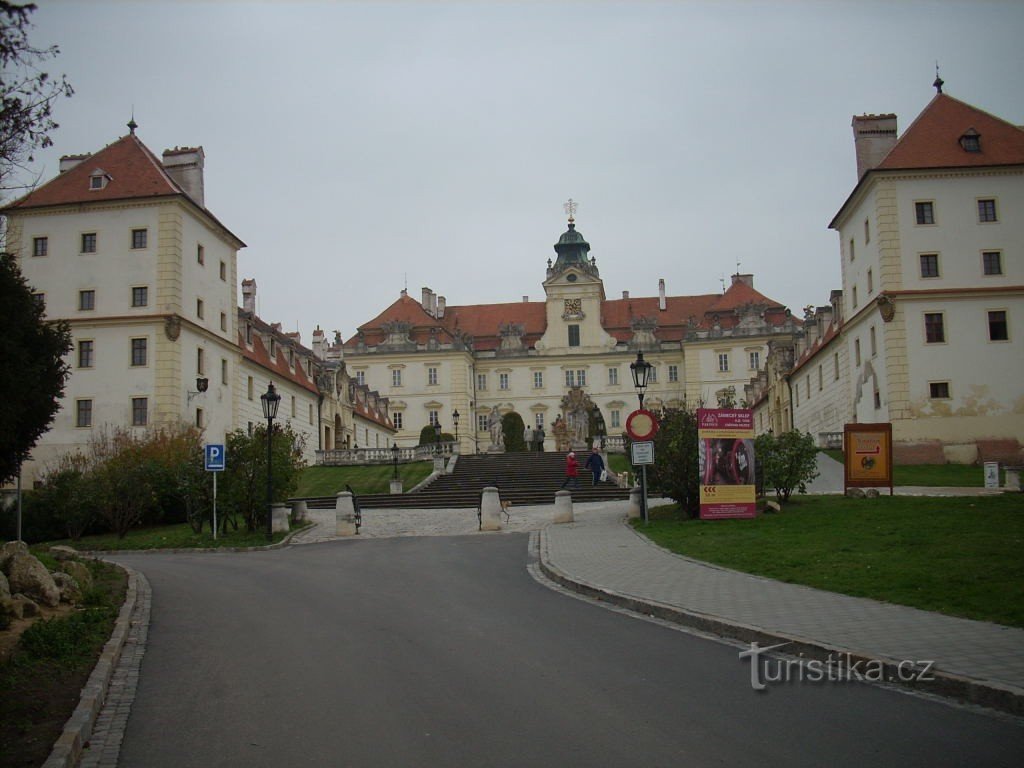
626,409,659,441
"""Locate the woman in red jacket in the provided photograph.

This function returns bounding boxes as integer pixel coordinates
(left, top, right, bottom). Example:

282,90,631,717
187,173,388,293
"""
559,451,580,490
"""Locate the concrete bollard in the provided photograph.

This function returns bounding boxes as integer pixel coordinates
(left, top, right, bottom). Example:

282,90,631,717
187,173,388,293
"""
628,487,642,519
390,479,403,495
291,499,308,524
553,490,574,524
271,503,290,533
433,456,445,473
335,491,358,536
479,486,503,531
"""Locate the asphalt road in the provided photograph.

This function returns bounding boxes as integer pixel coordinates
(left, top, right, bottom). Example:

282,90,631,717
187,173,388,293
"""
115,536,1023,767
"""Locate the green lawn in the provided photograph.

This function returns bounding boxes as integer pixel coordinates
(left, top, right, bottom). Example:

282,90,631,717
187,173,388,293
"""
41,521,304,551
821,450,999,487
295,462,434,497
635,494,1024,627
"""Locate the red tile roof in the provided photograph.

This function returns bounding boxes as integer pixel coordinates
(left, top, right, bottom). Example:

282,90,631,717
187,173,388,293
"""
876,93,1024,171
238,323,319,396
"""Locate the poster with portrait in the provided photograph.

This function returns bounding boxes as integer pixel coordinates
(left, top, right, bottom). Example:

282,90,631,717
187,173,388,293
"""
697,408,757,519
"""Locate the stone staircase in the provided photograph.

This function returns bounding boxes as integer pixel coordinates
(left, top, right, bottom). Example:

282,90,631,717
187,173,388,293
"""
299,452,630,510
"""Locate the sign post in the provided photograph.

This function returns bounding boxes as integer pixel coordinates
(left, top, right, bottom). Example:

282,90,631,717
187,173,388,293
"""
204,444,226,539
626,410,659,524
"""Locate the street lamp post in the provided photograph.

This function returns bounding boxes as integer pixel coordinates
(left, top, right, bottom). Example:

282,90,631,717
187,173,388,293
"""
592,405,607,450
452,409,460,450
391,441,400,481
434,421,442,456
260,381,281,542
630,351,652,524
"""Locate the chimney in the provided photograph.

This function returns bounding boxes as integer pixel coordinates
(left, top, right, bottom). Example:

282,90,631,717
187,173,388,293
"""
421,287,433,315
852,114,897,180
437,295,446,318
523,295,529,303
312,326,325,359
804,315,819,348
162,146,206,207
59,154,88,173
830,289,844,324
242,278,257,314
731,273,754,289
658,279,666,311
622,290,629,300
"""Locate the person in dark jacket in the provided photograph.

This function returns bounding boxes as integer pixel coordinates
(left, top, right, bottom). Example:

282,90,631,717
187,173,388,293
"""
559,451,579,489
584,447,605,485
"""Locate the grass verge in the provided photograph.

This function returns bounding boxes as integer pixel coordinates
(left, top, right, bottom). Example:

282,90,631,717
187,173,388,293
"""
44,520,307,552
295,462,434,497
820,450,1000,487
634,494,1024,627
0,559,127,767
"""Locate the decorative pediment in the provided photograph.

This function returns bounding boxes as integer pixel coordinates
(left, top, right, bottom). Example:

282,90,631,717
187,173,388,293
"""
498,322,526,353
380,320,415,351
629,316,658,350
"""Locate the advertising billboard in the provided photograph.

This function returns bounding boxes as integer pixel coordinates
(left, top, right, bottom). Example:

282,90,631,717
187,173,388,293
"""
697,408,757,519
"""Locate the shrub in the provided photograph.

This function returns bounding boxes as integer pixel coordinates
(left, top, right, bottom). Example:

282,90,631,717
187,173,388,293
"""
219,424,305,533
18,609,111,664
755,430,820,502
647,406,702,518
501,411,527,452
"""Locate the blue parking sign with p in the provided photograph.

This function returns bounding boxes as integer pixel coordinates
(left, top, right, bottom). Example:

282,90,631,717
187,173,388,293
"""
205,444,226,472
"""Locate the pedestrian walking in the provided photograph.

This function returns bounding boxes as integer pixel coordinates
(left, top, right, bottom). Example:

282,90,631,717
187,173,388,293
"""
524,424,535,452
559,451,580,490
535,427,545,453
584,447,606,486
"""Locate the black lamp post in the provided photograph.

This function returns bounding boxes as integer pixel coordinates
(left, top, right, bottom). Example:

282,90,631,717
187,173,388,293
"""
391,441,400,481
630,352,652,524
593,405,607,449
434,421,442,456
260,381,281,541
452,409,460,446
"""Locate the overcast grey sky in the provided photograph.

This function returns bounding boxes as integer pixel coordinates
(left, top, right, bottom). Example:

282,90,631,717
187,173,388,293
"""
19,0,1024,345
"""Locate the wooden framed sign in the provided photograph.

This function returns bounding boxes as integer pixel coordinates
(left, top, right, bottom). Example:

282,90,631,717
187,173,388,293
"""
843,422,893,495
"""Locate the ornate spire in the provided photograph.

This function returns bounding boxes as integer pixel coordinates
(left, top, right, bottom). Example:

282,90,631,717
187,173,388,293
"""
127,109,138,135
933,62,944,94
563,197,578,225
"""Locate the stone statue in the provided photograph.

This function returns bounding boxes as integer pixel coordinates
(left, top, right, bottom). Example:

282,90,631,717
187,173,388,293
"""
488,406,504,451
552,416,570,452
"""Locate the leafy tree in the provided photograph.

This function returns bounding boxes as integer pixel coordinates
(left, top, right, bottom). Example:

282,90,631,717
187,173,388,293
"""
1,1,74,190
0,253,72,483
755,430,820,502
219,424,305,532
33,452,97,540
418,424,439,446
90,430,159,538
647,406,702,518
501,411,526,452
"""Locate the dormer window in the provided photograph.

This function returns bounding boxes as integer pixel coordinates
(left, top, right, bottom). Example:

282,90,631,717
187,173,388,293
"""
89,168,110,190
959,129,981,152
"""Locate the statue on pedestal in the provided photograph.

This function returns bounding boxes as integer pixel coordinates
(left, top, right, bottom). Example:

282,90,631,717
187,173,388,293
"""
487,406,505,452
552,415,570,452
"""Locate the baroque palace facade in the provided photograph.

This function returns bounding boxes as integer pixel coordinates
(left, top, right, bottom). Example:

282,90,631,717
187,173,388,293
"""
337,215,800,453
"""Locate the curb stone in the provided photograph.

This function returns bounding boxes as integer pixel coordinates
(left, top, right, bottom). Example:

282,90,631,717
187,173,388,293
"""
41,563,144,768
76,521,310,556
536,521,1024,717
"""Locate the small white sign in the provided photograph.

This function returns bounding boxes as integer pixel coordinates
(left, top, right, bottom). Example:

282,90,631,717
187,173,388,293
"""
983,461,999,489
631,441,655,465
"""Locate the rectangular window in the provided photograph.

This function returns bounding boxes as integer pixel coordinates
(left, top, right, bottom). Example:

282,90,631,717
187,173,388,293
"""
610,410,621,428
393,412,403,429
477,414,488,433
132,286,148,307
356,371,365,386
131,228,148,249
978,199,997,223
535,412,544,428
196,298,204,319
197,244,205,264
834,352,840,380
852,285,858,308
854,339,861,366
849,238,855,261
32,236,48,257
864,219,870,244
748,352,759,371
477,373,487,391
983,251,1003,276
247,376,254,400
533,371,543,388
577,369,587,387
608,367,618,385
930,382,950,399
79,289,95,310
219,261,226,281
245,324,253,345
196,407,204,429
499,372,509,390
795,386,799,407
392,369,402,387
870,326,877,357
988,310,1009,341
925,313,945,343
131,397,148,426
220,312,227,332
565,370,574,387
428,410,439,427
197,347,205,375
718,353,729,372
915,201,935,225
568,324,580,347
428,367,438,386
806,376,811,399
269,338,276,358
78,340,94,368
920,254,940,278
76,399,92,428
867,268,874,294
287,349,294,369
131,338,147,366
669,364,679,382
648,366,657,383
221,358,228,385
291,396,296,418
818,365,823,390
248,422,253,436
81,233,96,253
873,390,881,410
